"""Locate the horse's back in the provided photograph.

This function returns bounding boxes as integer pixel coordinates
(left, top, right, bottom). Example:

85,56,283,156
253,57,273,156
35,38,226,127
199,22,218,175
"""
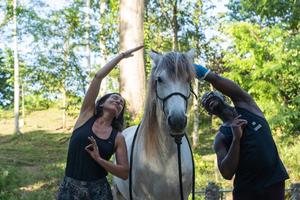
122,125,138,156
113,125,138,200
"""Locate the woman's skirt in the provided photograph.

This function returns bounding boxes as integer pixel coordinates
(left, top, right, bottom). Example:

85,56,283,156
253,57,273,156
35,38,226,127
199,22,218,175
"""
57,176,113,200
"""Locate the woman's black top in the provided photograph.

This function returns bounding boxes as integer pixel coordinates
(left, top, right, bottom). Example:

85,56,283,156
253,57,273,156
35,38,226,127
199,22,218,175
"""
65,115,118,181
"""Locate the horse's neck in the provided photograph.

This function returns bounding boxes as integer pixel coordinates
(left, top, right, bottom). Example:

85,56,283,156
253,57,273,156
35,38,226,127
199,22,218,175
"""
138,119,177,160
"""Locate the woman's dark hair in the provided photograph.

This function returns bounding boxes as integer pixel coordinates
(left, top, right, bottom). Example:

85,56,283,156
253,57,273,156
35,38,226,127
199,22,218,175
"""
95,93,125,131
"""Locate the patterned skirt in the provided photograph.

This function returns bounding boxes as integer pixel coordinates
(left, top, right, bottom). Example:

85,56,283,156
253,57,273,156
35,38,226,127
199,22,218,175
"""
57,176,113,200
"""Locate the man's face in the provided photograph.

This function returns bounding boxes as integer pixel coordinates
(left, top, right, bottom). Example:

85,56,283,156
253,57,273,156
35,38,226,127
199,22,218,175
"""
202,92,227,115
204,95,227,115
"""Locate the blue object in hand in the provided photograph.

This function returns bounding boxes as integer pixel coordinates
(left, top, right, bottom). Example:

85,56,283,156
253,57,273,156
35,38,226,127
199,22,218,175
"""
192,64,210,80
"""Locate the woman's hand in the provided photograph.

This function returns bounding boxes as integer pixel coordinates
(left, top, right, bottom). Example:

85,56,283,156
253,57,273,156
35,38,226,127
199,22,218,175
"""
85,136,101,162
121,45,144,58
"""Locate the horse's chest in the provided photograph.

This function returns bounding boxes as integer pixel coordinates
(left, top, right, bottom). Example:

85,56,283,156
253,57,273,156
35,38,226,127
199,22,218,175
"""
133,155,192,198
143,156,181,176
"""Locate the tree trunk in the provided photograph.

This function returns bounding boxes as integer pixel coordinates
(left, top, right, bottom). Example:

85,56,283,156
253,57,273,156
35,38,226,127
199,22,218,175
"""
62,40,69,129
192,79,199,147
119,0,145,118
62,86,67,129
13,0,20,134
192,13,202,146
85,0,91,73
172,0,178,51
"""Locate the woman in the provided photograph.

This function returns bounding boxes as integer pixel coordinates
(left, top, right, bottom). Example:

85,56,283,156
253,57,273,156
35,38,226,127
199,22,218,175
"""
57,45,144,200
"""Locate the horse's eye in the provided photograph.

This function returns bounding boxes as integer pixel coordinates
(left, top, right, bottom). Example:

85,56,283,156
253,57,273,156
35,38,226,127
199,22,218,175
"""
157,76,163,83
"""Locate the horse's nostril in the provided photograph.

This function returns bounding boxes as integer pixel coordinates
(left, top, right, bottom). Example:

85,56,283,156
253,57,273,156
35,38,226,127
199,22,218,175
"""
168,116,173,127
182,116,187,129
183,116,187,126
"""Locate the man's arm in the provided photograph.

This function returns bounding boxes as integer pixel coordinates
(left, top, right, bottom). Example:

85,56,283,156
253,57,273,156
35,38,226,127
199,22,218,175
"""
213,115,247,180
194,64,263,116
214,132,240,180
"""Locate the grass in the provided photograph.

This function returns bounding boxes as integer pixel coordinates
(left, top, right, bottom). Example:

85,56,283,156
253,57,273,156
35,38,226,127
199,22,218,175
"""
0,131,68,199
0,108,73,199
0,108,299,199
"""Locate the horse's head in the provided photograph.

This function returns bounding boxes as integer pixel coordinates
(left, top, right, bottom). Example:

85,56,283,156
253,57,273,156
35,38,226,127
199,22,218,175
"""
149,50,195,135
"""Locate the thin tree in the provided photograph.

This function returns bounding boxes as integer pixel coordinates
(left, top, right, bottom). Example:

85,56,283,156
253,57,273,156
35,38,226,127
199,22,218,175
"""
171,0,179,51
191,1,203,147
85,0,91,73
61,39,69,129
158,0,180,51
13,0,20,134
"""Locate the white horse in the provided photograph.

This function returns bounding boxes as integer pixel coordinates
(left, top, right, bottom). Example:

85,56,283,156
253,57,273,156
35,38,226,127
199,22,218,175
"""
114,50,196,200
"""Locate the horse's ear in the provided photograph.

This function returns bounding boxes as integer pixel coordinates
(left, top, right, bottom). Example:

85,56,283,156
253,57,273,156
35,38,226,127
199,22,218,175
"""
185,49,196,61
149,50,162,67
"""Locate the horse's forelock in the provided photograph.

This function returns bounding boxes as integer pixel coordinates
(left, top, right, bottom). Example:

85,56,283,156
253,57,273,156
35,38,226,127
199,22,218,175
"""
156,52,195,82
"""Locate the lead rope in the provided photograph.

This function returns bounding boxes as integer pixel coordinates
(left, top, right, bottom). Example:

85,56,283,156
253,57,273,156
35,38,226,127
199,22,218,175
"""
185,133,195,200
129,124,141,200
172,134,195,200
173,135,185,200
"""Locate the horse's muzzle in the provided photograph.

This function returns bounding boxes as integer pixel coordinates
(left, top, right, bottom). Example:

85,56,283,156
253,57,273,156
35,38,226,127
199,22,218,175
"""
167,114,187,134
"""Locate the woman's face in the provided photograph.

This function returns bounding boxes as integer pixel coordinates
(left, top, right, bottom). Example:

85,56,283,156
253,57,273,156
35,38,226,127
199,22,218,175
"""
102,94,125,117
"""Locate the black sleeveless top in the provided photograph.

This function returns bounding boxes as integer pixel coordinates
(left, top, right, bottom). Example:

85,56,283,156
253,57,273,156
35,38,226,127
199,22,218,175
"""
219,107,289,193
65,115,118,181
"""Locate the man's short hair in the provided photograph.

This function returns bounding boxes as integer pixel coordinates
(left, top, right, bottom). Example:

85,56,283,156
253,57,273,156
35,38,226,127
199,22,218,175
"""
201,91,226,110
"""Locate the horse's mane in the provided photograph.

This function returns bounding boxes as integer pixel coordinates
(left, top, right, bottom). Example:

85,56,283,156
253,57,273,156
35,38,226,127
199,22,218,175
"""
141,51,195,156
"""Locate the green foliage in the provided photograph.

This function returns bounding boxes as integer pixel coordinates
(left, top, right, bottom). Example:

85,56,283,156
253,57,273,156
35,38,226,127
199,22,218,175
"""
227,0,300,31
0,109,14,119
0,49,13,109
96,0,120,55
144,0,217,78
277,135,300,182
123,110,143,128
223,1,300,135
66,92,82,117
24,94,53,111
0,0,13,28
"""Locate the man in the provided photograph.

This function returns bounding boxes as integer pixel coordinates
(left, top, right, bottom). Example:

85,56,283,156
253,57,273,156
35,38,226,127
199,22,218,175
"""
193,64,289,200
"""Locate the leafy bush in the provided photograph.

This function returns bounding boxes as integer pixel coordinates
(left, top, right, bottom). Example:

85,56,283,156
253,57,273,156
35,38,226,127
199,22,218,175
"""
24,94,53,111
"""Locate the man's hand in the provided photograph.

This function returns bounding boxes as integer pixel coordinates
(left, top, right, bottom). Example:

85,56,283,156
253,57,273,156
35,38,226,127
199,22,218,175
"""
121,45,144,58
85,136,101,162
193,64,210,80
230,115,247,140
